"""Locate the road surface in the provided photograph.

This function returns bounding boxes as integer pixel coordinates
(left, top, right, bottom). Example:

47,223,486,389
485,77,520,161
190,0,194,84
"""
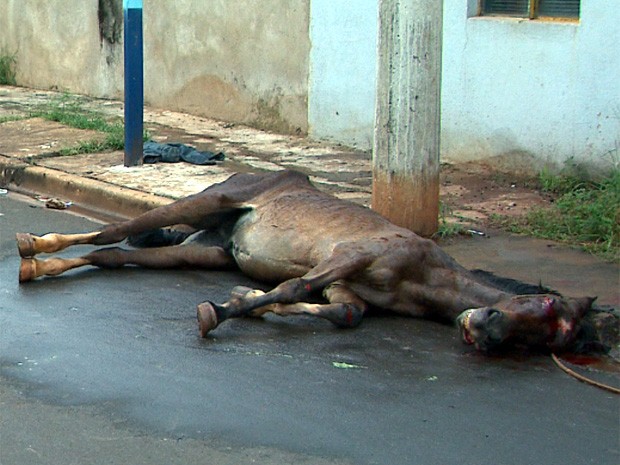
0,193,618,465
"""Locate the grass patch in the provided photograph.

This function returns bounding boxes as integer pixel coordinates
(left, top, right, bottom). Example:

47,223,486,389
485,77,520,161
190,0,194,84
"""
434,202,469,239
0,51,17,85
493,168,620,261
57,135,123,156
0,115,27,124
30,93,147,155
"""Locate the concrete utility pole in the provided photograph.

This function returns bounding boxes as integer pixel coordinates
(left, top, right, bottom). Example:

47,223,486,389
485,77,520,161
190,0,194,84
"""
372,0,443,237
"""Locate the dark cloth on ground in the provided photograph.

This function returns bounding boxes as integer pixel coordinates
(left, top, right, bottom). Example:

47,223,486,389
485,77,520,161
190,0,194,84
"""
143,141,225,165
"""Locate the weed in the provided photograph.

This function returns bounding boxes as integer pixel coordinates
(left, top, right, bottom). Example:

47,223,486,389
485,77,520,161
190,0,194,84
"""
435,202,468,239
494,168,619,261
30,93,148,154
58,135,122,156
0,115,26,124
0,51,17,85
31,93,118,132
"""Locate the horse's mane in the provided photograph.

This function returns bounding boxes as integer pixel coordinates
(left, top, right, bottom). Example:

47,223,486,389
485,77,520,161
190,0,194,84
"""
470,269,556,295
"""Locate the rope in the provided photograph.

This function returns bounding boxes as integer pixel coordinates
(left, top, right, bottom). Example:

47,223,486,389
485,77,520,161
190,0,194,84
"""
551,353,620,395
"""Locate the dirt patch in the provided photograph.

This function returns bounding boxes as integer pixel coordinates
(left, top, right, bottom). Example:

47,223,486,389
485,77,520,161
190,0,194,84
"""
440,161,551,230
0,117,105,159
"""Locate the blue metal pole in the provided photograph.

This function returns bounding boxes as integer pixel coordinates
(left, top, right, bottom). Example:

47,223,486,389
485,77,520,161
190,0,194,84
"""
123,0,144,167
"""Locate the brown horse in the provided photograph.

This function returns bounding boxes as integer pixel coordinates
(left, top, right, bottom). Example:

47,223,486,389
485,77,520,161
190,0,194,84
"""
16,170,614,353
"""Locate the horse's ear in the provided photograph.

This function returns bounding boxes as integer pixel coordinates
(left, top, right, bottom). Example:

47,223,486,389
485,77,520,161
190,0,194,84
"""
583,296,597,308
569,296,597,317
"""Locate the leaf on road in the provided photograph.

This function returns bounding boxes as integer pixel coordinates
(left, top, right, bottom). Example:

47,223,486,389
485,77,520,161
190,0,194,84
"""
332,361,366,369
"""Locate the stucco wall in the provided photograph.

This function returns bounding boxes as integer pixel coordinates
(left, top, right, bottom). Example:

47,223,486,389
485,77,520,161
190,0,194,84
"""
308,0,378,149
144,0,309,133
2,1,618,167
441,0,620,168
0,0,310,134
0,0,121,97
305,0,619,166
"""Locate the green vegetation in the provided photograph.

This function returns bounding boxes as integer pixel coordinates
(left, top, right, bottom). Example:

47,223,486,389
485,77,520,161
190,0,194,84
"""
0,115,26,124
57,136,124,156
0,51,17,85
31,93,125,154
29,93,148,155
493,166,620,261
435,202,468,239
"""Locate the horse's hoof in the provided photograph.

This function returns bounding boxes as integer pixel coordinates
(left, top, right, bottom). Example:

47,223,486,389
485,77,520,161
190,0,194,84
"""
16,233,35,258
19,258,36,283
197,302,219,337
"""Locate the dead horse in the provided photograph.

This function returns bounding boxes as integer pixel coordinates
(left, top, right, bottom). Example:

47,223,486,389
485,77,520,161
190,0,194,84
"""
15,170,611,353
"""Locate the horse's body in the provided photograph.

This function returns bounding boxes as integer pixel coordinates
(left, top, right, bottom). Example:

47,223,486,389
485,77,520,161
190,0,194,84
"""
16,170,614,353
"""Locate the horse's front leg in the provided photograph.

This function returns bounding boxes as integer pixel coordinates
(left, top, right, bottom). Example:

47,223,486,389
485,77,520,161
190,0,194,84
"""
197,245,375,336
221,281,368,329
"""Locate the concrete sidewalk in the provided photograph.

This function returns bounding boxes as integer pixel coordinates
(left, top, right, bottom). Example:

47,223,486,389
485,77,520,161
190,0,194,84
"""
0,85,371,219
1,85,618,310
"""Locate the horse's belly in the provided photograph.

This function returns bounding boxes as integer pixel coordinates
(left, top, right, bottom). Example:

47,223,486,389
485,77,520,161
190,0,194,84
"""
234,250,312,282
230,212,316,282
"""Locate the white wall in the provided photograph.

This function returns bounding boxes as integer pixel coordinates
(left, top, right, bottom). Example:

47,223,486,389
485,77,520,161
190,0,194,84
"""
2,0,617,166
308,0,378,149
307,0,619,168
441,0,620,168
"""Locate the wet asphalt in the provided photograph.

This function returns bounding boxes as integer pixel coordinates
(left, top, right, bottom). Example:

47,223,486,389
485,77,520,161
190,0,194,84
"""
0,193,618,465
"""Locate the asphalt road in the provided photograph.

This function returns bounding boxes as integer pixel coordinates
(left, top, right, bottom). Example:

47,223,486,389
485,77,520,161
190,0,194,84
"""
0,193,618,465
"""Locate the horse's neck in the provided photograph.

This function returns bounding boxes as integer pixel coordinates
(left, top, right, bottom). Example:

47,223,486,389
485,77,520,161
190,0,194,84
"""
437,277,509,321
427,247,511,317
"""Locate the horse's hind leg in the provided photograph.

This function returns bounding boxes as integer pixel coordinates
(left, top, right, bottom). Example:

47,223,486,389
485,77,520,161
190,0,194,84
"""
19,256,92,282
19,243,235,282
93,172,287,246
15,192,238,257
16,232,100,257
16,171,295,256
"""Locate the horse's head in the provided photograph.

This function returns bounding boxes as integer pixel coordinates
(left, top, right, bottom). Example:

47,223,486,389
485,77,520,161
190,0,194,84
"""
456,294,596,352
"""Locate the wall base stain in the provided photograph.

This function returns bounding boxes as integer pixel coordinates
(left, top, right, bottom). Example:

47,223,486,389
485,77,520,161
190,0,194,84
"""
252,96,303,135
164,75,252,124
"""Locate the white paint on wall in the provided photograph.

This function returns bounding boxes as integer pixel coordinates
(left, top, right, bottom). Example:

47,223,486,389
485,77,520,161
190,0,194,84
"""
441,0,620,168
307,0,619,167
308,0,378,150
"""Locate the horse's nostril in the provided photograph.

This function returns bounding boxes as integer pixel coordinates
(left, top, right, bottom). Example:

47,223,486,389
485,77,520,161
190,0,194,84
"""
485,308,501,320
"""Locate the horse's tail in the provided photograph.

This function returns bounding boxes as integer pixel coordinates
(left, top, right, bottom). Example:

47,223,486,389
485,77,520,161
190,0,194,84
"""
127,228,193,248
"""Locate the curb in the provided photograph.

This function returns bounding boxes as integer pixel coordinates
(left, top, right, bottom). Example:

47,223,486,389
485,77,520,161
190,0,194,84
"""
0,157,171,221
